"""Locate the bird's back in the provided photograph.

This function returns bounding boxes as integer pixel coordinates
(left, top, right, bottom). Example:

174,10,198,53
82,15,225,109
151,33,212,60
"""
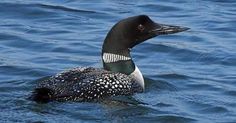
32,67,141,102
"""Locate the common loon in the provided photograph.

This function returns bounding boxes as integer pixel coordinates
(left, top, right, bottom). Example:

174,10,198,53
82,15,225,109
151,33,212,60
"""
31,15,189,103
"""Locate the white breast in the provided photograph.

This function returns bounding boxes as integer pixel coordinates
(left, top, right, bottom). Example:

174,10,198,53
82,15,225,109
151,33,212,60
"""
129,65,145,90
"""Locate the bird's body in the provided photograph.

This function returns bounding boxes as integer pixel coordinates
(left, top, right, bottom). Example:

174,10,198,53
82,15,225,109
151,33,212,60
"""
31,15,189,103
34,67,142,102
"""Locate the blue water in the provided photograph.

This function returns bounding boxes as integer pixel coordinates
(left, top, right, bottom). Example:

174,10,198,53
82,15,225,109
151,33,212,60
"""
0,0,236,122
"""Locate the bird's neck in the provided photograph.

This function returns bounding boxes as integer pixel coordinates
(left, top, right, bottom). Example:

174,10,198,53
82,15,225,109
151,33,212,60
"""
102,49,135,75
102,30,145,89
102,49,145,90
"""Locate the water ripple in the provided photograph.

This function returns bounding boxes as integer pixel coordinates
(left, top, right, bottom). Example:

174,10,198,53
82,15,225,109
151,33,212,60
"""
36,3,98,14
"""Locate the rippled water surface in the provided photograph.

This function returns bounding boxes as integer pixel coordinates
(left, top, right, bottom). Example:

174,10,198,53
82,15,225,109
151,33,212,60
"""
0,0,236,122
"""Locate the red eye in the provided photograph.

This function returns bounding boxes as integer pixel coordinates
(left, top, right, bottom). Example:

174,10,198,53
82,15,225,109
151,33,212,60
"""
137,24,145,32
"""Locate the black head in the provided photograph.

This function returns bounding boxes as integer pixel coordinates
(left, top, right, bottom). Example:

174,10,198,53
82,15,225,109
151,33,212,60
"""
102,15,189,75
102,15,189,53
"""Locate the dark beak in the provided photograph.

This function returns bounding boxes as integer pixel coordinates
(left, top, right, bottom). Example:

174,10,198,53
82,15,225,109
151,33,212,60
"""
150,23,190,35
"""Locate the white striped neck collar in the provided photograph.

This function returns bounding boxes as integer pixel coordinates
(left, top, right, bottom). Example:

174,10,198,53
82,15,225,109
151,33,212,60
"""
102,51,135,75
102,52,131,63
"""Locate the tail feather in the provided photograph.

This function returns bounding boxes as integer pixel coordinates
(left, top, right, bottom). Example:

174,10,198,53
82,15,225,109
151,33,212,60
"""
30,88,54,103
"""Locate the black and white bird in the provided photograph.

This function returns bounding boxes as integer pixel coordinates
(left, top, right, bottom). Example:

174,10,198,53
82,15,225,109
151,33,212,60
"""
31,15,189,103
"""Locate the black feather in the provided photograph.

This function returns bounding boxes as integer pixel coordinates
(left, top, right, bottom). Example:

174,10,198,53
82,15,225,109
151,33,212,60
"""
30,88,54,103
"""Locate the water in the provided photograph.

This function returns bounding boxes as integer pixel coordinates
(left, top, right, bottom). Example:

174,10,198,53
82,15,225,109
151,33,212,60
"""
0,0,235,122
